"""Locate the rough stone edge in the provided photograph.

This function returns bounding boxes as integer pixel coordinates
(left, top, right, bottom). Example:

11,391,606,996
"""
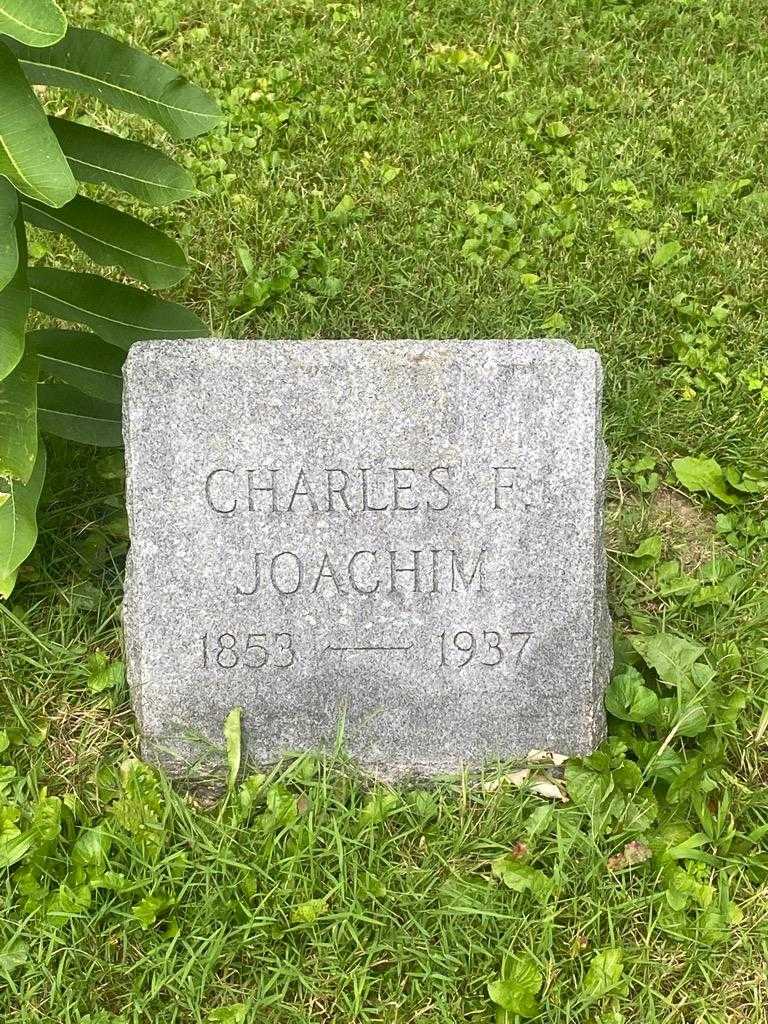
120,336,583,370
583,349,612,749
121,350,143,743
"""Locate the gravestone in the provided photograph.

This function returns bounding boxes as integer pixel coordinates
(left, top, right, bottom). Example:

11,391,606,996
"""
123,338,611,777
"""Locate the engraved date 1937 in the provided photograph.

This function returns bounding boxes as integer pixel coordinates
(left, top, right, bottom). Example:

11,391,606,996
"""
437,630,532,668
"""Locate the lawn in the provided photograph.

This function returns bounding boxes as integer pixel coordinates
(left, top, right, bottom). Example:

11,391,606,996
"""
1,0,768,1021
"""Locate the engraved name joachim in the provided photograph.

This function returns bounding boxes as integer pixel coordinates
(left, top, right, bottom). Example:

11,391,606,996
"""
204,463,526,597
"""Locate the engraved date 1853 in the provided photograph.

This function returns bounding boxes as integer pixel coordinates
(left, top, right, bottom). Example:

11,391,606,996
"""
200,631,295,669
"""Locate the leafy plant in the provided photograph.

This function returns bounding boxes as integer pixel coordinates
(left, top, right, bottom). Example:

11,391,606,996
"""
488,952,544,1019
579,948,628,1006
0,2,222,597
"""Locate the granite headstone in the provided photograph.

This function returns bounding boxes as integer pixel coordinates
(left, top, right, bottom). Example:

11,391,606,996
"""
123,339,611,776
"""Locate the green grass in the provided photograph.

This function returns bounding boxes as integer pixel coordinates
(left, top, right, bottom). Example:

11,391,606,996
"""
2,0,768,1020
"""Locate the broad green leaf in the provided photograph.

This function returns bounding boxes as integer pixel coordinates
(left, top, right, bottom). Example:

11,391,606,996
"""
564,759,609,810
0,177,18,290
132,893,171,929
259,784,298,831
0,212,28,381
631,633,705,686
0,0,65,47
29,790,60,843
224,706,242,790
0,829,32,867
86,653,124,693
615,226,651,251
0,763,15,791
205,1006,248,1024
237,773,266,816
723,464,768,494
670,700,709,737
291,896,328,924
71,824,111,867
605,666,659,723
9,28,223,140
0,39,76,205
0,342,36,480
672,456,740,505
48,880,93,921
111,758,165,852
651,239,682,268
0,936,28,973
624,535,662,569
37,382,121,446
32,329,123,403
49,116,196,206
488,953,543,1018
0,440,44,597
580,948,627,1004
491,856,552,903
22,194,188,288
29,268,206,349
357,788,399,826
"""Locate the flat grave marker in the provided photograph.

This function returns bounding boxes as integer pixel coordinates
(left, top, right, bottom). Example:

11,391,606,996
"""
123,338,611,776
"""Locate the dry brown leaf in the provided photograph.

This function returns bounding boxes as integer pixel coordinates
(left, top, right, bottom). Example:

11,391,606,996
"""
482,768,531,793
529,776,569,801
607,840,652,872
527,749,569,766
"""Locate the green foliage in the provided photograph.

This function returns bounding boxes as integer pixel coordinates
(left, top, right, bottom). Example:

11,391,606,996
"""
0,0,65,48
0,179,18,290
0,343,36,479
0,8,220,595
672,456,742,506
22,194,189,288
7,28,222,139
491,854,553,903
32,329,123,403
580,949,628,1005
29,268,206,348
205,1006,248,1024
0,38,75,205
86,652,124,693
0,439,43,595
604,666,659,723
37,382,121,446
0,214,28,382
48,117,197,206
488,953,543,1018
